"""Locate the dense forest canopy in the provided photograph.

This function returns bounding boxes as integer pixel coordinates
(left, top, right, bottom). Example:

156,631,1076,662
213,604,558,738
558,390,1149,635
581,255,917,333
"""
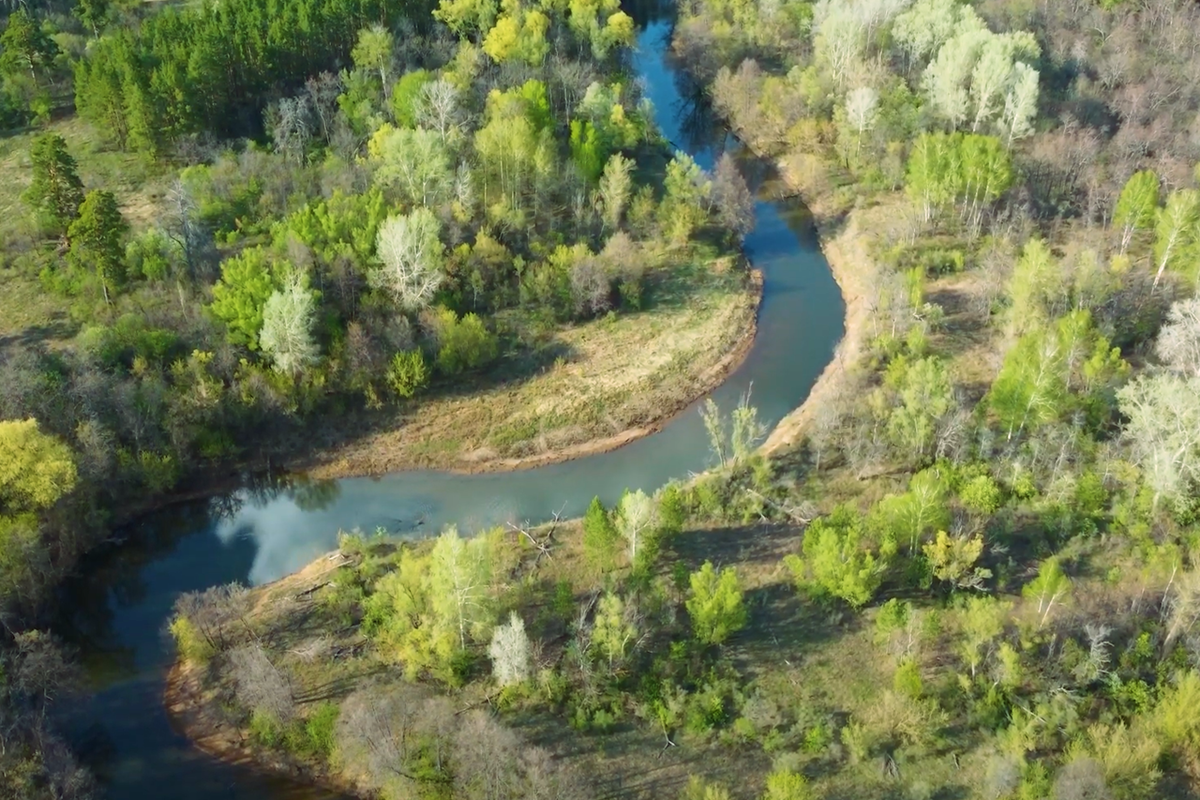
5,0,1200,797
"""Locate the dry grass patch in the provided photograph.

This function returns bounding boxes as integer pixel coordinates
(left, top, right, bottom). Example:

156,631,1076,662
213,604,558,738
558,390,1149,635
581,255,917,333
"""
313,255,759,475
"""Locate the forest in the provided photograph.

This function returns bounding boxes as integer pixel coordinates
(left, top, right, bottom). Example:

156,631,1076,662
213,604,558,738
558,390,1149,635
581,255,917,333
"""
8,0,1200,797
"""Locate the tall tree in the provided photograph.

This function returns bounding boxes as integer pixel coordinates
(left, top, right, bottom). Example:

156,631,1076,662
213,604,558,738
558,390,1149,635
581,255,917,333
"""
371,209,446,311
1117,373,1200,505
1,9,59,83
1153,189,1200,288
711,152,755,239
259,274,320,377
351,25,395,95
67,190,128,304
1113,171,1160,254
429,526,494,650
74,0,112,38
23,134,85,236
598,153,633,231
1157,298,1200,377
209,248,279,349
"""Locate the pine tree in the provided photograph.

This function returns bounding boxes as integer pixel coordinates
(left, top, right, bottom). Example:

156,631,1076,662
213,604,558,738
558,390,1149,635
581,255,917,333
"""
582,496,620,571
0,9,60,83
23,134,85,236
68,190,129,304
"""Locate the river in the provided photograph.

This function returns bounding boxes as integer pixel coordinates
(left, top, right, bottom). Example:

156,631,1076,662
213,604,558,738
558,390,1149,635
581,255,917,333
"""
54,11,844,800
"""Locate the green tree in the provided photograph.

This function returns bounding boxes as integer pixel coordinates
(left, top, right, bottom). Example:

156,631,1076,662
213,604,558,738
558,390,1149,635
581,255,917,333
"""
883,355,955,462
68,189,129,304
389,69,433,127
761,768,815,800
23,133,84,236
259,274,320,377
1,9,59,83
598,153,633,230
582,496,620,571
785,505,887,608
432,308,497,374
351,25,395,93
435,0,499,38
1153,189,1200,288
209,247,279,349
686,562,747,645
429,526,495,650
386,350,430,398
0,419,77,515
74,0,112,38
923,530,990,591
1113,170,1160,254
592,591,636,669
368,125,453,207
1022,557,1070,627
661,152,711,244
868,468,949,555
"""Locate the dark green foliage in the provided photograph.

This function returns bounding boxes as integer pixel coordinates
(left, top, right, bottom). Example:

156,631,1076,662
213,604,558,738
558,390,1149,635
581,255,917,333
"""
1,10,59,82
23,134,85,236
68,190,129,303
73,0,423,148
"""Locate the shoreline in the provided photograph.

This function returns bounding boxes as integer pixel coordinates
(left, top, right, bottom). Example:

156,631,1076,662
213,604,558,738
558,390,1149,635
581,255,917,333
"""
760,161,872,455
302,267,763,480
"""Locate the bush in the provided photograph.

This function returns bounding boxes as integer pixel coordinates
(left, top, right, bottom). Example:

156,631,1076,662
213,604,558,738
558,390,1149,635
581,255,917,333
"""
249,708,284,748
284,702,339,761
433,308,498,375
386,349,430,398
168,616,214,664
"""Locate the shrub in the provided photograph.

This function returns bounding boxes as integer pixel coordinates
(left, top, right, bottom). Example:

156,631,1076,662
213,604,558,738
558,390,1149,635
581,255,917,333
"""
168,616,214,664
433,308,498,374
386,349,430,398
249,708,284,748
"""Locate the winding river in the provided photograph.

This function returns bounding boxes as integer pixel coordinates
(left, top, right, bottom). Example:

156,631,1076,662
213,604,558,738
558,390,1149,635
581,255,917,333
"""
55,11,844,800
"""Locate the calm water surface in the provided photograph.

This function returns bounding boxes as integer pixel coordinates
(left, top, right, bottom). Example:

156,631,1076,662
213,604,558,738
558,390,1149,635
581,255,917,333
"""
57,16,844,800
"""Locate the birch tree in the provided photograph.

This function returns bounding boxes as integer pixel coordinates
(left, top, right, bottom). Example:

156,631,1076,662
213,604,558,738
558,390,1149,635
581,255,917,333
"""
1113,170,1160,254
1157,298,1200,377
372,208,446,311
1022,557,1071,627
892,0,976,65
488,612,531,686
369,126,453,207
415,78,465,145
998,61,1038,146
597,153,633,231
617,490,658,566
429,526,495,650
259,274,320,377
1117,373,1200,504
1153,189,1200,288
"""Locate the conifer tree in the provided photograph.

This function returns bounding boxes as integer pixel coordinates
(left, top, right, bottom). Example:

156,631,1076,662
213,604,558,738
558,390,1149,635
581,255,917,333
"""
23,134,85,236
68,190,128,304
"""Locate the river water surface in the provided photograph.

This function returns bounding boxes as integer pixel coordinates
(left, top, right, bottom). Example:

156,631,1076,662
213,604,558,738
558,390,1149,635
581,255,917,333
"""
57,13,844,800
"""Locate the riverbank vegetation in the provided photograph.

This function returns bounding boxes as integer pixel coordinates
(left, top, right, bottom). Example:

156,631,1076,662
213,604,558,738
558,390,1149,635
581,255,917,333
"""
166,0,1200,798
0,0,759,793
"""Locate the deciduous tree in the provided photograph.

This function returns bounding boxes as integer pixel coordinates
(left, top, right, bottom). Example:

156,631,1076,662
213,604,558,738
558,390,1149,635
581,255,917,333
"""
259,274,320,377
372,208,446,311
686,561,747,645
0,419,77,515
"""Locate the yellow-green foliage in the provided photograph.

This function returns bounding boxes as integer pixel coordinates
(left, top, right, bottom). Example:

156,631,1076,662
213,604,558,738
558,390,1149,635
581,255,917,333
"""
169,615,215,665
0,418,77,514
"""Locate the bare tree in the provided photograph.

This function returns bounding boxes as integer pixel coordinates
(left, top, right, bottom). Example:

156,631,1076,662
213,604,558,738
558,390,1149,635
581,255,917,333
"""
173,583,249,654
1053,757,1112,800
305,71,343,143
488,612,532,686
416,78,465,145
711,153,755,239
569,256,612,319
1157,297,1200,377
268,95,315,165
228,643,294,723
